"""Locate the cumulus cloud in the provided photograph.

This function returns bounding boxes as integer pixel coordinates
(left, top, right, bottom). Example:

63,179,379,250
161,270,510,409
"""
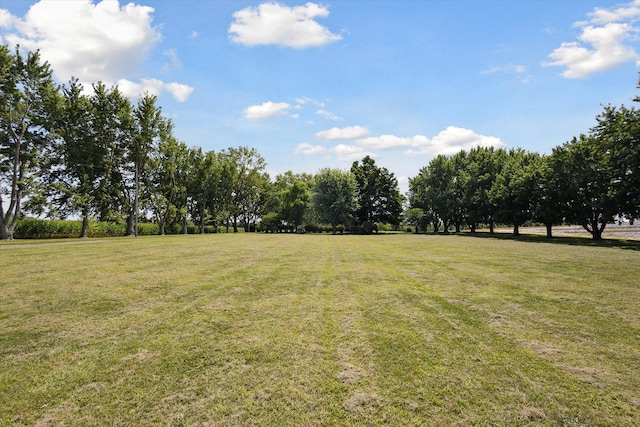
316,126,369,140
295,143,329,156
1,0,194,102
544,0,640,78
245,101,292,119
357,126,504,156
229,2,342,48
333,144,375,162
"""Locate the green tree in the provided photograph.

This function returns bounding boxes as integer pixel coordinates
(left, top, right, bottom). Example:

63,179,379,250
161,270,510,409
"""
557,135,618,240
460,147,506,233
491,149,541,236
0,46,56,240
146,125,190,235
271,171,313,232
351,156,403,227
130,94,164,236
591,103,640,221
532,154,567,238
223,146,267,232
311,168,357,234
47,78,105,237
90,82,134,224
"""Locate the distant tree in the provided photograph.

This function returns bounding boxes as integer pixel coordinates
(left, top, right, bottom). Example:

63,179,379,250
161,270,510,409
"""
311,168,357,234
532,154,567,238
146,125,190,235
0,46,56,240
556,135,618,240
461,147,506,233
223,146,267,232
409,155,458,233
351,156,403,227
491,149,541,236
269,171,313,231
404,207,425,233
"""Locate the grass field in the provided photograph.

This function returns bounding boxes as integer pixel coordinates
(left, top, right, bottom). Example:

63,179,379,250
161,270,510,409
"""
1,233,639,426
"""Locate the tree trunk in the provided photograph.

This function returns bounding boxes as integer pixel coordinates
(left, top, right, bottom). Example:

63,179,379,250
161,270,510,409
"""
545,223,553,238
80,207,90,238
0,221,12,240
489,220,495,234
126,211,135,236
159,219,165,235
513,223,519,236
470,224,476,233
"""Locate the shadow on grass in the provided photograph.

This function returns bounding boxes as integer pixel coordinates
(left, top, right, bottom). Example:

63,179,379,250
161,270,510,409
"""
451,231,640,251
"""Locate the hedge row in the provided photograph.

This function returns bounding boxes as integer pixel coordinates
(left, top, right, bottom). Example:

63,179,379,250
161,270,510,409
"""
13,219,224,239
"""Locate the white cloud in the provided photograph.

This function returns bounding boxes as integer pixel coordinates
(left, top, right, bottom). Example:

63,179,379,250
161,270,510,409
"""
356,126,504,156
316,126,369,140
115,78,194,103
190,30,198,38
333,144,375,162
295,143,329,156
1,1,194,102
229,2,342,48
244,101,292,120
164,82,194,102
317,109,340,121
544,1,640,78
580,0,640,25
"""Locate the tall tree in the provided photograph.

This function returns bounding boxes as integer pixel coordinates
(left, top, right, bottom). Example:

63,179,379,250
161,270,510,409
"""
557,135,618,240
130,94,164,236
591,103,640,222
146,126,190,235
532,154,567,238
351,156,403,227
90,82,134,224
0,46,56,240
460,147,506,233
48,78,105,237
491,149,541,236
311,168,357,234
223,146,267,232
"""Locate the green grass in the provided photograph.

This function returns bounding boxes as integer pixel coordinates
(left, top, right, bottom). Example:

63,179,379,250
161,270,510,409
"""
1,234,639,426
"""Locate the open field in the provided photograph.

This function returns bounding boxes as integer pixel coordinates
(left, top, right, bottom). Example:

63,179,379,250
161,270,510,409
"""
1,234,639,426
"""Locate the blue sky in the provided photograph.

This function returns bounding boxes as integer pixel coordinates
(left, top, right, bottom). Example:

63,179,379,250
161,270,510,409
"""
2,0,639,192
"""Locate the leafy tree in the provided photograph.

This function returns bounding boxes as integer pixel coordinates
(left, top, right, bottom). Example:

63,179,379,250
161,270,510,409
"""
311,168,357,234
90,82,134,224
460,147,506,233
0,46,56,240
130,94,164,236
351,156,403,227
556,135,618,240
223,146,267,232
270,171,313,231
47,78,105,237
404,207,425,233
532,154,567,238
146,125,190,235
409,155,458,233
491,149,541,236
591,103,640,221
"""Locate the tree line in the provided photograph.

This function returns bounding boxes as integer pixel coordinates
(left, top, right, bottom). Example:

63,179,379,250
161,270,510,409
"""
1,46,403,239
2,45,638,240
408,92,640,240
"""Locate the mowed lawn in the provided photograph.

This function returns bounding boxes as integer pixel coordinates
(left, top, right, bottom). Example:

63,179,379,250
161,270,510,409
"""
1,234,639,426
